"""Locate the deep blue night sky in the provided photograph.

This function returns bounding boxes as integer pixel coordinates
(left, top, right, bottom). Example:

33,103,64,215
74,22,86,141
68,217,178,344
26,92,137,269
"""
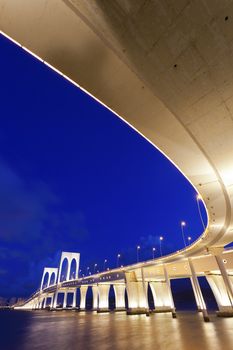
0,34,207,298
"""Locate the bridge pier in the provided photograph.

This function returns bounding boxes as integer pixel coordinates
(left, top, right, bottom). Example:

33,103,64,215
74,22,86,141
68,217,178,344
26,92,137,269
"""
207,248,233,316
189,259,209,322
97,284,110,312
80,286,88,311
150,265,176,317
72,288,77,309
63,291,67,309
190,277,202,312
53,291,58,309
113,284,126,311
207,274,233,317
92,285,98,310
150,281,174,314
125,271,148,315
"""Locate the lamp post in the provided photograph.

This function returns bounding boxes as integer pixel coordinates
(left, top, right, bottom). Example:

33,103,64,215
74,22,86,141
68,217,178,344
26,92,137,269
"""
196,194,205,230
94,263,97,273
103,259,107,271
152,247,156,259
187,236,192,244
86,267,89,275
137,246,140,263
159,237,163,257
181,221,186,248
117,254,121,267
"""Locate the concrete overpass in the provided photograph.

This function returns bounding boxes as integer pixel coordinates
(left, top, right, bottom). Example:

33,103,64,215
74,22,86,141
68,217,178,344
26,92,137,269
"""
16,248,233,321
1,1,233,320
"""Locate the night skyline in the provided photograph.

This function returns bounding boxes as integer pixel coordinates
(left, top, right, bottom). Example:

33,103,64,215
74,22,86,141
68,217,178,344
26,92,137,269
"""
0,34,206,298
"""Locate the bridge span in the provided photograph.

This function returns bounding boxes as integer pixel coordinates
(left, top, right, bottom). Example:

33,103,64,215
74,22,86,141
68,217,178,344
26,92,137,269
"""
16,248,233,321
1,1,233,320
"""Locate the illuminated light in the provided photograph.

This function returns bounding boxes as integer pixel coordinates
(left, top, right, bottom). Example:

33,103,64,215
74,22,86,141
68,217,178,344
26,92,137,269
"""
44,61,63,75
153,247,156,251
160,236,163,241
181,221,186,226
220,166,233,187
188,236,192,241
117,254,121,258
137,246,140,249
23,46,43,62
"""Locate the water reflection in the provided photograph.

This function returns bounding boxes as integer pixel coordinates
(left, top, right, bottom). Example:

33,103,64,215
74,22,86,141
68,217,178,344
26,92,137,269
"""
1,310,232,350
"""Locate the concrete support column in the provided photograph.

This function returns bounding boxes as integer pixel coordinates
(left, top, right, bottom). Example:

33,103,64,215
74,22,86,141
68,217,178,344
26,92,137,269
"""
207,274,233,316
207,248,233,316
72,288,77,308
97,284,110,312
163,265,176,317
125,271,148,315
150,281,173,312
80,286,88,310
215,255,233,306
150,266,175,316
113,284,126,311
92,285,98,310
141,268,149,315
50,294,54,308
63,291,67,309
190,277,202,311
53,291,58,308
43,297,48,308
189,259,209,321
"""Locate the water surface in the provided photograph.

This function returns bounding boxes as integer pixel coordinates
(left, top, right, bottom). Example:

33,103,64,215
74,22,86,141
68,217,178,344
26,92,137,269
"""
1,310,232,350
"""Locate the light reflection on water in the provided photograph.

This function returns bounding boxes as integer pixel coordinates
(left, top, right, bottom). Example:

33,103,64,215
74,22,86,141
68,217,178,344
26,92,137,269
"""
1,310,233,350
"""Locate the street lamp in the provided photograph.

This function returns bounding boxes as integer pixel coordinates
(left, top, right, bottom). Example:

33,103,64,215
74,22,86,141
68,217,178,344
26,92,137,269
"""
196,194,205,230
159,237,163,257
117,254,121,267
94,263,97,273
180,221,186,248
187,236,192,244
103,259,107,271
137,246,140,263
152,247,156,259
86,267,90,275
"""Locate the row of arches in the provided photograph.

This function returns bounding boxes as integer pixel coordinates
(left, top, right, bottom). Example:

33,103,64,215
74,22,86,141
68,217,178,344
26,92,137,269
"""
42,272,56,289
59,258,77,282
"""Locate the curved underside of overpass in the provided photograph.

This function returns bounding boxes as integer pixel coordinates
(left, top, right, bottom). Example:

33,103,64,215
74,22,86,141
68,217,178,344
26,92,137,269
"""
1,0,233,261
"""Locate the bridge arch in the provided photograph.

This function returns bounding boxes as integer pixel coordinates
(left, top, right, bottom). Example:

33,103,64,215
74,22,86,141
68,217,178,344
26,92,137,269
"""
42,272,49,289
69,258,77,280
58,252,80,282
59,258,69,282
49,272,56,286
